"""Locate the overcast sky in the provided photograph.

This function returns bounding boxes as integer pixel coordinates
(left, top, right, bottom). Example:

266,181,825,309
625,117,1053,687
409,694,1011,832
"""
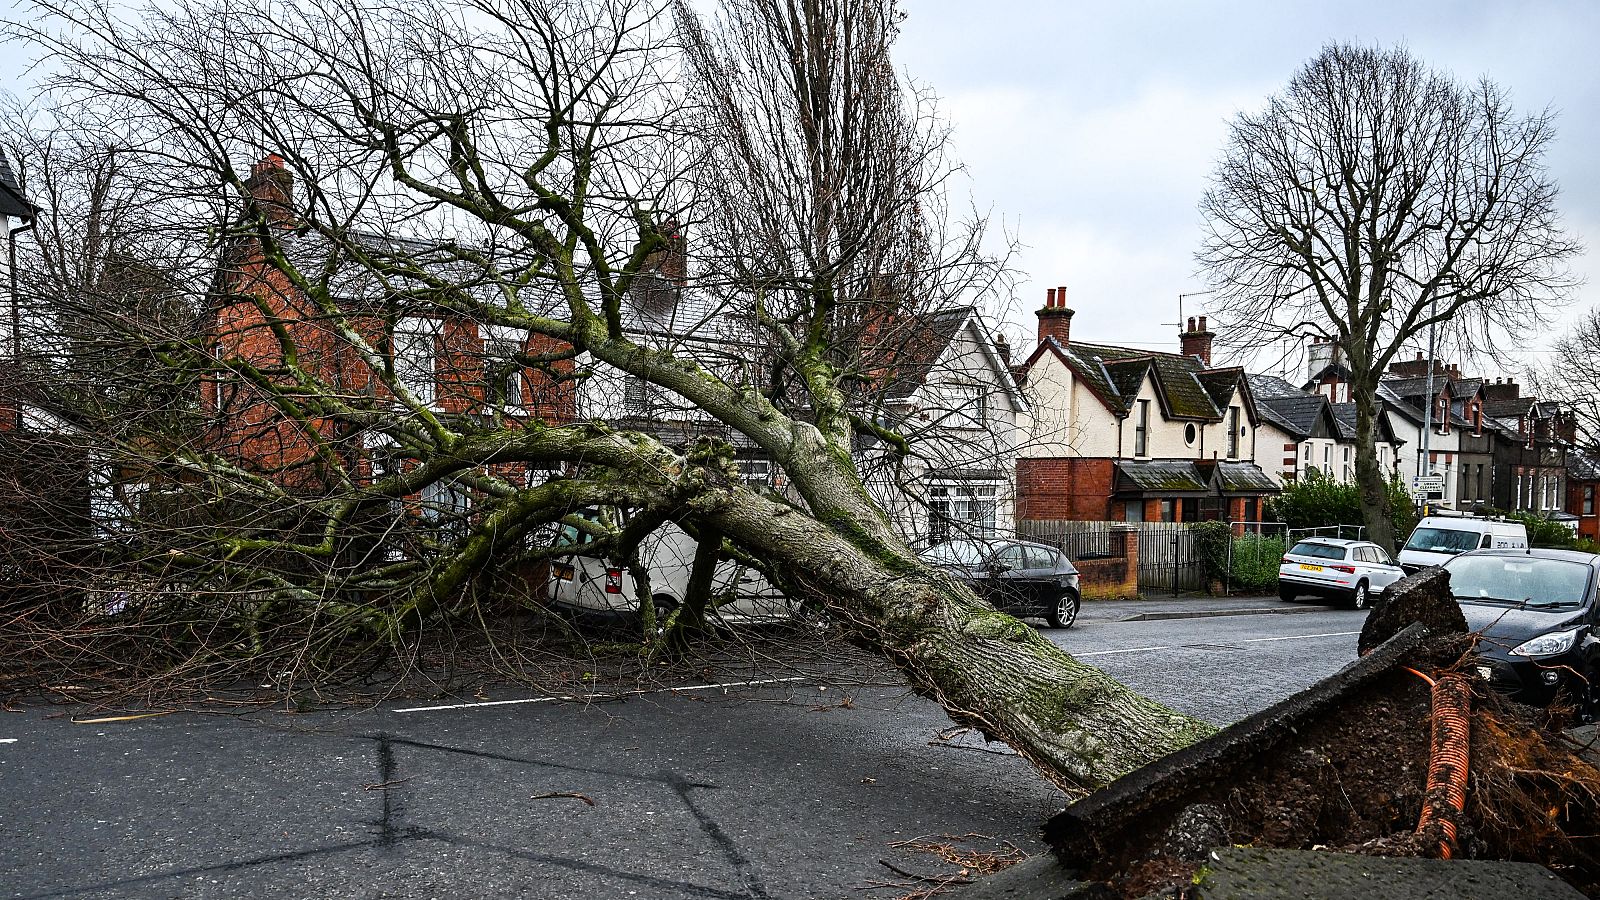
3,0,1596,382
895,0,1600,380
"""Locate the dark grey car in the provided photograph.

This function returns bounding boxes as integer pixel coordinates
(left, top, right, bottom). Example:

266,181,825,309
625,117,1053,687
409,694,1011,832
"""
921,538,1081,628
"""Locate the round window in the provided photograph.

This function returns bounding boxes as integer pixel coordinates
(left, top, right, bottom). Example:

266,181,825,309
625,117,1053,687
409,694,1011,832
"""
1184,423,1197,445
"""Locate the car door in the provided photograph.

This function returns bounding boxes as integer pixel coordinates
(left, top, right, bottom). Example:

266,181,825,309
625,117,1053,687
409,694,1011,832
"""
1365,545,1405,591
987,543,1032,614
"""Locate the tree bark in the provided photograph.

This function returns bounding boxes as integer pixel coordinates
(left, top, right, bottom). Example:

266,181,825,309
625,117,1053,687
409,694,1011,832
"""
1352,378,1397,553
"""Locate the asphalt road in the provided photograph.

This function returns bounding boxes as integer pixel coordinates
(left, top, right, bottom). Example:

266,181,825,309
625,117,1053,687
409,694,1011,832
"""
0,599,1369,900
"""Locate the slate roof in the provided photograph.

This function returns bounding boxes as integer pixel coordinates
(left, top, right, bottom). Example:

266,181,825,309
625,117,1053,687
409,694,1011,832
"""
879,306,972,402
1257,394,1327,438
1570,451,1600,482
0,149,33,219
1247,373,1305,401
1484,396,1536,419
1052,340,1231,420
1204,461,1280,493
1114,459,1211,494
1383,375,1448,399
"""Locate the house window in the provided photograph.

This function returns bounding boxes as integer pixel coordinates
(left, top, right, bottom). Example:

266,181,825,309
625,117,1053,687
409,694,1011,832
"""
1159,499,1176,522
1303,443,1312,470
1123,500,1144,522
947,384,986,429
1226,407,1240,459
1322,443,1331,473
1134,399,1150,457
482,324,528,410
1585,486,1594,516
929,482,998,541
623,375,652,416
1342,446,1352,482
739,457,774,487
393,319,438,407
1437,396,1449,434
420,476,473,528
1184,423,1197,446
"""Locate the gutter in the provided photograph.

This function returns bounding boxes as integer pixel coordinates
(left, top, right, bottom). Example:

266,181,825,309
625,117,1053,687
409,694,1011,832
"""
8,214,35,430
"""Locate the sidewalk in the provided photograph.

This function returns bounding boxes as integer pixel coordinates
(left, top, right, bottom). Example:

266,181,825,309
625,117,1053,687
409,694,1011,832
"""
1079,594,1339,622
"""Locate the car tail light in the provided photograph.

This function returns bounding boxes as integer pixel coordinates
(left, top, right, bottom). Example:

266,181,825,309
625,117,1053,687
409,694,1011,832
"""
605,567,623,594
1280,556,1291,564
1330,564,1356,574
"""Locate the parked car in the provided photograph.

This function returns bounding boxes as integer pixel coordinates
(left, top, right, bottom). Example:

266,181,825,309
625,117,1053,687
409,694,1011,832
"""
920,538,1080,628
1444,548,1600,719
1277,537,1404,609
547,511,792,622
1398,515,1528,574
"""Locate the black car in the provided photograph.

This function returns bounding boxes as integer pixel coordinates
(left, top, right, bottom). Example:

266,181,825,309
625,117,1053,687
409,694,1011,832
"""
1443,548,1600,719
920,538,1081,628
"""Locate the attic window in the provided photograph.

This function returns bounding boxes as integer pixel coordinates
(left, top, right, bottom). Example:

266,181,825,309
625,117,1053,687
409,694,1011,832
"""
1184,423,1197,446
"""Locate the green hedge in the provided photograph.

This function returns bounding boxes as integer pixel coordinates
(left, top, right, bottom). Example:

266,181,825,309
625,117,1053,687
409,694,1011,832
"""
1192,520,1286,594
1266,470,1417,542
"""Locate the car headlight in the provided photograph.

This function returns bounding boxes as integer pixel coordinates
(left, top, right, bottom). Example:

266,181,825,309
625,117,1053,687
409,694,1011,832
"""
1509,628,1580,658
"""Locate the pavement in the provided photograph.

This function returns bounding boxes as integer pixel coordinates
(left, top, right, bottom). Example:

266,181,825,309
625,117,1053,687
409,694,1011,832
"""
0,596,1368,900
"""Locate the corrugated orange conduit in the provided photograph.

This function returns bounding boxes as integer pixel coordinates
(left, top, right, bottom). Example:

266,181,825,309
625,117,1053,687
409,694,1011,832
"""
1404,666,1472,859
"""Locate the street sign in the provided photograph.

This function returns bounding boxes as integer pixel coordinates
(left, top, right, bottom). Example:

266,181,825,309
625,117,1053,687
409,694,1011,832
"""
1411,474,1445,497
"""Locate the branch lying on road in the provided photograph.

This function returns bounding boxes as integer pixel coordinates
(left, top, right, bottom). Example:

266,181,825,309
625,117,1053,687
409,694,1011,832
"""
530,791,596,806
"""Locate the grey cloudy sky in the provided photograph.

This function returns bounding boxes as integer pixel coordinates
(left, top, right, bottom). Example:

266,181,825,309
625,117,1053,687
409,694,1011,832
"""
896,0,1600,380
3,0,1596,381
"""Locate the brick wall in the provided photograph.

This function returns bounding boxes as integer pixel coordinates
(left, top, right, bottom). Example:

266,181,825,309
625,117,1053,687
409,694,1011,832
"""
1017,457,1116,521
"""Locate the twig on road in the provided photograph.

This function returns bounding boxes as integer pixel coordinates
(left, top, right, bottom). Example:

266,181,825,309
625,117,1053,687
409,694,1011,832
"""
531,791,596,806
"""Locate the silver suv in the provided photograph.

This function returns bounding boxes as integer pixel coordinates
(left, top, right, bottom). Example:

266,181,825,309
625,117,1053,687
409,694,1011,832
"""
1277,537,1405,609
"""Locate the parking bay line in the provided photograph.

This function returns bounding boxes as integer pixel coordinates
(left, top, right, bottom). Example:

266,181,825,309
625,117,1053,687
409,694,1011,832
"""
392,675,815,714
1074,630,1360,658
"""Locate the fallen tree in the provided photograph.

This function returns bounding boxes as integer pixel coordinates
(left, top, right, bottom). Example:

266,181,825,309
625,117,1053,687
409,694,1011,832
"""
3,0,1210,791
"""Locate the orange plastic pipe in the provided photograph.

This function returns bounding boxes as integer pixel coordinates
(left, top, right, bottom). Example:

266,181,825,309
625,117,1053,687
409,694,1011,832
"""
1415,672,1471,859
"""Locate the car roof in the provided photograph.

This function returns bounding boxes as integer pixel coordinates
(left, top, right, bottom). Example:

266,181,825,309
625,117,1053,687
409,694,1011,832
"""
1461,547,1600,564
1291,537,1365,546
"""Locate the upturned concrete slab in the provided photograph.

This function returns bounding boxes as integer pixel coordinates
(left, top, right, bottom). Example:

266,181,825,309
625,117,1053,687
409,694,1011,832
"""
1195,847,1584,899
949,854,1110,899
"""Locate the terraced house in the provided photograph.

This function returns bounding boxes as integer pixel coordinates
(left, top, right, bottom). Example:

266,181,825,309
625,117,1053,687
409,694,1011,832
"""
1014,289,1277,524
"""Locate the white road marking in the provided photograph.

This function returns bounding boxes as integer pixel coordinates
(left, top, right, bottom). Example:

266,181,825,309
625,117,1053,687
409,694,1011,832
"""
1241,631,1361,643
392,675,814,714
0,738,16,744
1077,646,1171,657
1071,630,1361,658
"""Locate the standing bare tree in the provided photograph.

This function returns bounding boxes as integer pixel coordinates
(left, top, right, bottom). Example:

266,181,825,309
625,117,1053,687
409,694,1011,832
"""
4,0,1212,792
1197,42,1578,551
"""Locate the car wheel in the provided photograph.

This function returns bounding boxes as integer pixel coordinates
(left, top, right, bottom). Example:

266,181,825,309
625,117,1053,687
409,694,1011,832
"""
1045,591,1080,629
1278,584,1297,602
1349,581,1370,611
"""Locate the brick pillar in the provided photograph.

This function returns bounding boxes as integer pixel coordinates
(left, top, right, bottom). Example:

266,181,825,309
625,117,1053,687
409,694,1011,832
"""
1110,523,1139,599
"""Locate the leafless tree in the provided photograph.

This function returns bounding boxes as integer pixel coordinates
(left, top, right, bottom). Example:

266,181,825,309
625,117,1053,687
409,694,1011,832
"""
1197,42,1578,550
2,0,1212,792
1535,310,1600,451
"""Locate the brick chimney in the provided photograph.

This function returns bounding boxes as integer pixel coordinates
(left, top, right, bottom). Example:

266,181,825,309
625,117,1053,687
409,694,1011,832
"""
993,332,1011,367
1483,377,1520,402
646,220,687,286
1036,284,1074,347
243,153,294,226
1180,316,1215,366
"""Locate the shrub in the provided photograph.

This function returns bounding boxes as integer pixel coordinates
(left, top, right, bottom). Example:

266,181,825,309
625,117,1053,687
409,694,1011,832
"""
1266,470,1416,543
1229,533,1287,593
1191,521,1233,584
1506,511,1578,549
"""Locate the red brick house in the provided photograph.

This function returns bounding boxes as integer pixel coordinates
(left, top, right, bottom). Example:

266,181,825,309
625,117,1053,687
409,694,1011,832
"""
205,156,577,495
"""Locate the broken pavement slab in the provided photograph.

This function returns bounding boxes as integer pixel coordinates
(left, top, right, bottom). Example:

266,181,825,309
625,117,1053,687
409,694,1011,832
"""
1193,847,1585,899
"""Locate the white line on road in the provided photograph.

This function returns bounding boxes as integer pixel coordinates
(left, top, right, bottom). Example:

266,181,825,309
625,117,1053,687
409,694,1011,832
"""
392,675,814,714
0,738,16,744
1241,631,1361,643
1072,630,1361,658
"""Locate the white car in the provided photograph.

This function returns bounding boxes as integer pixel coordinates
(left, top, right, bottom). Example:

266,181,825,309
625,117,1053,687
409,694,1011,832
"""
547,512,793,623
1277,537,1405,609
1397,515,1529,574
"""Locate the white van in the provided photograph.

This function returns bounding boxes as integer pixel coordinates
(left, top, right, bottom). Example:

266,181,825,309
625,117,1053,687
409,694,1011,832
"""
1397,515,1529,573
547,512,793,622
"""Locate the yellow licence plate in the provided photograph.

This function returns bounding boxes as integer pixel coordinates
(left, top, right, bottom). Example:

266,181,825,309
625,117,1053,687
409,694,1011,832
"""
1298,563,1323,572
553,564,575,581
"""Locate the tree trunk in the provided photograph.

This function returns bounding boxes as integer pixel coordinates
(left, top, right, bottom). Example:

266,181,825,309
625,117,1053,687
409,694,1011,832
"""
1352,379,1397,553
699,482,1216,792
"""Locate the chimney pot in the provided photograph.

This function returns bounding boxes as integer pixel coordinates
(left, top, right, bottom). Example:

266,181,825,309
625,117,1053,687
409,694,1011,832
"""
1046,287,1056,308
1198,315,1208,332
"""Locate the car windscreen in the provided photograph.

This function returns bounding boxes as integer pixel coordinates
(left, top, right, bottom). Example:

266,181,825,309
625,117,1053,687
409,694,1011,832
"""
1403,527,1480,555
924,540,987,566
1445,555,1591,608
1287,542,1346,560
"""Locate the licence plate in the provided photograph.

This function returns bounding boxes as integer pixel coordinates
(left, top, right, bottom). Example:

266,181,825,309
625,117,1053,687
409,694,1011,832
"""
553,564,575,581
1298,564,1323,572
